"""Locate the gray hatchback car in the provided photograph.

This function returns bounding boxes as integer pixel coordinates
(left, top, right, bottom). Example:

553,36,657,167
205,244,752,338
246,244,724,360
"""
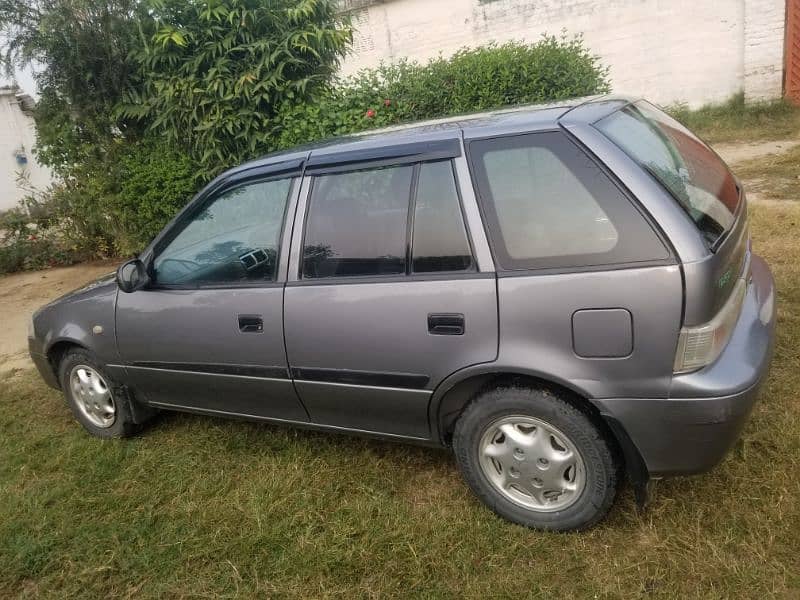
29,97,776,531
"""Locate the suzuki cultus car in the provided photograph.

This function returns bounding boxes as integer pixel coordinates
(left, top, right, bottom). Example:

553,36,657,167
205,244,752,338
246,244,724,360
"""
29,97,776,531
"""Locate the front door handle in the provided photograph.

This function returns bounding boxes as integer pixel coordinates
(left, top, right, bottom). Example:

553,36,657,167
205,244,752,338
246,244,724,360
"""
238,314,263,333
428,313,465,335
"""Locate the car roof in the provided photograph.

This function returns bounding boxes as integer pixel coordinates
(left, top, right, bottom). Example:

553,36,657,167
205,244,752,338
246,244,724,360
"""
228,94,636,177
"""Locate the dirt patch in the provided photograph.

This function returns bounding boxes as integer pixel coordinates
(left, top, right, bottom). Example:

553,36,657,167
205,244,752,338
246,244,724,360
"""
0,260,120,376
713,139,800,167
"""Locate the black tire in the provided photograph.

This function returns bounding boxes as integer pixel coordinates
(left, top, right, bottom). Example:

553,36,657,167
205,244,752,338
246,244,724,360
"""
58,348,143,439
453,386,619,531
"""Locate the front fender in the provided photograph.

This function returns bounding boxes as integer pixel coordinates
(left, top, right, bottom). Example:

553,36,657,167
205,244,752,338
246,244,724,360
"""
31,278,121,379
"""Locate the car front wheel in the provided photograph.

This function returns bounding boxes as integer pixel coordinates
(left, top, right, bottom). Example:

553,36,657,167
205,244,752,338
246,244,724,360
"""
59,348,142,439
453,385,620,531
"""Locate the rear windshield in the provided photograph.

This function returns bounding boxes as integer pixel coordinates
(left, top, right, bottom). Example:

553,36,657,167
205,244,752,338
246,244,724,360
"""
596,101,739,248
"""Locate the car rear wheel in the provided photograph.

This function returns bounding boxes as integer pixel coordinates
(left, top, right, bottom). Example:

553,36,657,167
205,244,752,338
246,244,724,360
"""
453,385,619,531
58,349,142,438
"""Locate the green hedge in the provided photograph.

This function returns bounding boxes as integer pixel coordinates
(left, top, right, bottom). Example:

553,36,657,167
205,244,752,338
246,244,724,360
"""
273,36,609,149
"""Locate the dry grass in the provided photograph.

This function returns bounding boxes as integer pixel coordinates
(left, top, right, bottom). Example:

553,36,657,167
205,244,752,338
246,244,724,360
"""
733,145,800,202
1,157,800,599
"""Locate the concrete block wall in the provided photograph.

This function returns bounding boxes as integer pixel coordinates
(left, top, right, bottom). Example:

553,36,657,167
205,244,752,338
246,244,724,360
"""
340,0,787,107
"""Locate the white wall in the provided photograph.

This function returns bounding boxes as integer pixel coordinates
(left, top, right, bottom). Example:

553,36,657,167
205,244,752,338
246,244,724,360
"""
744,0,787,101
340,0,787,107
0,89,52,212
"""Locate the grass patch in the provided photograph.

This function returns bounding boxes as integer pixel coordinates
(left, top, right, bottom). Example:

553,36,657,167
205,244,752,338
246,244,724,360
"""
733,144,800,201
669,93,800,144
2,201,800,597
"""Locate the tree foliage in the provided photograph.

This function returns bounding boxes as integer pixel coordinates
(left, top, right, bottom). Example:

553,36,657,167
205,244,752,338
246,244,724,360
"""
120,0,351,174
0,0,145,173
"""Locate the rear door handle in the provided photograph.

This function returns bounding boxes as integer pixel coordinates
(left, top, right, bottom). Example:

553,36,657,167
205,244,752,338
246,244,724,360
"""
428,313,465,335
238,314,263,333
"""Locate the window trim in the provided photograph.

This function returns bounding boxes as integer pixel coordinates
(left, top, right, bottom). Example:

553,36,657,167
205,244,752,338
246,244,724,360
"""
147,175,297,290
297,158,478,283
305,139,461,175
465,129,675,274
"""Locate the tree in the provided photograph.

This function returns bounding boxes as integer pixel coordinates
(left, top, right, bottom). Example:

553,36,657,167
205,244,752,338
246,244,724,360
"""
0,0,146,173
121,0,351,174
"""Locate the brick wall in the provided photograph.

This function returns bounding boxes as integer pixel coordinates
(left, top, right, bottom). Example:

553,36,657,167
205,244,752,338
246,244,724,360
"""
340,0,786,107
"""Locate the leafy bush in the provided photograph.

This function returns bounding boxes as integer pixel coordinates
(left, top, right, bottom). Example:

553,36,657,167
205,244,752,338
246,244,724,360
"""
109,140,199,255
0,137,199,274
44,138,200,258
273,35,610,149
0,194,82,274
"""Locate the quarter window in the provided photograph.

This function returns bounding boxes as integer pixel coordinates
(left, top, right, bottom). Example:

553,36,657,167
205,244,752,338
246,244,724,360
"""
153,178,292,285
412,161,474,273
469,132,668,271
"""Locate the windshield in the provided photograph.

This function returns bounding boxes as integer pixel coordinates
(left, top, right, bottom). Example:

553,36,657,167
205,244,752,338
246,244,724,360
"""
596,101,739,247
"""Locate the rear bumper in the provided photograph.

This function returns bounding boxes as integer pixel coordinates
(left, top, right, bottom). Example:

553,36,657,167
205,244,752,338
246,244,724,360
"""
596,254,776,476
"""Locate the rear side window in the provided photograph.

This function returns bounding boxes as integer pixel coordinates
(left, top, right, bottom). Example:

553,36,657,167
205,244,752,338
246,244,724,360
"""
469,132,668,271
303,166,412,278
302,160,474,279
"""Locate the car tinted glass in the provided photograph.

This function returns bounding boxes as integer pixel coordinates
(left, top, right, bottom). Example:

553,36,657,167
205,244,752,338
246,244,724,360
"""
303,165,413,278
596,102,739,248
154,178,291,285
412,161,474,273
470,132,668,271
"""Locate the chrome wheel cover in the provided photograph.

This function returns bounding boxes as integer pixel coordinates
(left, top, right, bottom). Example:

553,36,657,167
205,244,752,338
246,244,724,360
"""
478,415,585,512
70,365,116,429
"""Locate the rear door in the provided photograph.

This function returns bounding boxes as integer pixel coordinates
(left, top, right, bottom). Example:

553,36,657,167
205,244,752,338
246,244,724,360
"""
283,146,498,439
116,169,308,422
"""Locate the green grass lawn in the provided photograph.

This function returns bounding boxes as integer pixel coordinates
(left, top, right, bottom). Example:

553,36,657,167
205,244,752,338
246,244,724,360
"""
1,200,798,599
669,93,800,144
3,127,800,597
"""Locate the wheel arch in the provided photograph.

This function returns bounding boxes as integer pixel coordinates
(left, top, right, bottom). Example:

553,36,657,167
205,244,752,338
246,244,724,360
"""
429,366,650,497
46,339,90,387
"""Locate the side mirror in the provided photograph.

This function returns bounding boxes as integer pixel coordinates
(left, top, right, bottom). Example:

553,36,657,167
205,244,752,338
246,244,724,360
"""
116,258,149,293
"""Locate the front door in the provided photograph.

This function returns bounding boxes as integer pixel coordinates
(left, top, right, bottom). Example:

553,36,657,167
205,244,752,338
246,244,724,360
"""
284,158,498,439
116,174,308,422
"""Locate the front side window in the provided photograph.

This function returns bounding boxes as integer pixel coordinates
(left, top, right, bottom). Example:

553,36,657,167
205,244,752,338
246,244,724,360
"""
153,178,292,285
469,132,668,271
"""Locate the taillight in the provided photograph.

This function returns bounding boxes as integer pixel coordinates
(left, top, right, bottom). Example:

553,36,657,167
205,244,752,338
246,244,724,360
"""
673,278,747,373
